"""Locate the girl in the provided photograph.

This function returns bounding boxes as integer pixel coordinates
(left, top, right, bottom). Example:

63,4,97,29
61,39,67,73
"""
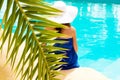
48,1,80,70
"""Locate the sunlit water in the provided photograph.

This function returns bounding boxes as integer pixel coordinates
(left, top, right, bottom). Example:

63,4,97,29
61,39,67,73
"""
1,1,120,80
73,2,120,80
74,2,120,80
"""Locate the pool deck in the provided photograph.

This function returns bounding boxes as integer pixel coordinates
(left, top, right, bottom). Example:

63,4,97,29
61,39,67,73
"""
56,68,110,80
0,29,110,80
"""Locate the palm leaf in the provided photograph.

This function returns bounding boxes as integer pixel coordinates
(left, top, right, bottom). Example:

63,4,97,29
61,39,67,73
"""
0,0,4,10
0,0,67,80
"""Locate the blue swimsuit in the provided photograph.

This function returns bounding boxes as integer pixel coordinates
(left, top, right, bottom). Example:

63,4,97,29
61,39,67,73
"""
54,38,79,70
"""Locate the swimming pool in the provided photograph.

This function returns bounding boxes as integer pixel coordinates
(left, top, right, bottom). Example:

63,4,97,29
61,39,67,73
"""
1,1,120,80
45,0,120,80
75,2,120,80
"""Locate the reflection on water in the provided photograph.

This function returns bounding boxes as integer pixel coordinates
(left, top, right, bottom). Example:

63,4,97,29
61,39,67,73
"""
70,2,120,80
73,3,120,60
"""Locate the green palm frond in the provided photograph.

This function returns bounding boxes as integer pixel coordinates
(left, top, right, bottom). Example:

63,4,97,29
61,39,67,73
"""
0,24,1,30
0,0,67,80
0,0,4,10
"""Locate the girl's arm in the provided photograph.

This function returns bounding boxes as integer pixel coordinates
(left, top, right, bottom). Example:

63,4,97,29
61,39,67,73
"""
72,28,78,52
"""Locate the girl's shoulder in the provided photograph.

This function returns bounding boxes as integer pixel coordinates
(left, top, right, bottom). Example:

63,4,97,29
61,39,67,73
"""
69,27,76,33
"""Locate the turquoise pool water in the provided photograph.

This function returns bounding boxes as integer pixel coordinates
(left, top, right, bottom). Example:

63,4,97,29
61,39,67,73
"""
74,2,120,80
1,1,120,80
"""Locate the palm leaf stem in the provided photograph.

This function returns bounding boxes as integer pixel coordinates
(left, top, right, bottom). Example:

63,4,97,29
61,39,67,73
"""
15,0,51,79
